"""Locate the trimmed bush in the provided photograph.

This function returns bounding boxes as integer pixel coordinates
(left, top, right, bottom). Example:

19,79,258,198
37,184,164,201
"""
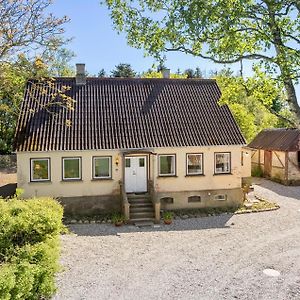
0,197,64,300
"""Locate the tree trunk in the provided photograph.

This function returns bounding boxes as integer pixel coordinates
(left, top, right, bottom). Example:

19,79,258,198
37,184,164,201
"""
267,3,300,127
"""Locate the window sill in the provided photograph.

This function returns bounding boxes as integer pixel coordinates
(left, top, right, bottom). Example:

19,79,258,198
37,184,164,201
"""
29,180,51,184
157,175,178,178
213,173,233,176
185,174,205,177
61,179,83,182
91,178,113,181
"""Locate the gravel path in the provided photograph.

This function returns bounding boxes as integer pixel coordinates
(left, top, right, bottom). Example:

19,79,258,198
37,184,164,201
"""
53,179,300,300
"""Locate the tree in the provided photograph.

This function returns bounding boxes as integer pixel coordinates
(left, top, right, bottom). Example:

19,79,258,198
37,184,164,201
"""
111,63,136,77
98,68,106,77
184,68,203,78
104,0,300,125
0,55,75,154
141,70,187,78
215,69,292,141
0,0,69,61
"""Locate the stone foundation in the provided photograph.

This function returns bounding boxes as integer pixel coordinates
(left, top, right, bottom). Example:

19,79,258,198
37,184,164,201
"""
157,188,243,210
59,195,121,217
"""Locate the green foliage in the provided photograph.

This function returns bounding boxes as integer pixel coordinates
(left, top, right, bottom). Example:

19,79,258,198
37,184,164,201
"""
252,166,264,177
163,211,173,220
0,197,64,300
216,70,292,142
104,0,300,124
111,63,136,77
111,212,125,224
141,70,187,78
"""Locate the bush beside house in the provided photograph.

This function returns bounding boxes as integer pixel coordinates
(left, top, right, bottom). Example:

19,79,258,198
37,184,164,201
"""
0,197,64,300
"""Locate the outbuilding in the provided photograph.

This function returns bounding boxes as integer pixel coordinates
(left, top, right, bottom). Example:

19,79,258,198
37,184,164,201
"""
248,128,300,185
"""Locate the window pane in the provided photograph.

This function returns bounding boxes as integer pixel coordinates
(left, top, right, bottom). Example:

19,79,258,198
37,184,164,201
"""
160,156,174,175
187,154,202,174
139,158,145,167
64,159,80,179
94,157,110,177
32,159,49,180
215,153,230,173
125,158,130,168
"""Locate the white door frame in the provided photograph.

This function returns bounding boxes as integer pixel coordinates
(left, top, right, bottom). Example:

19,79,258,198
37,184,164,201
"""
124,155,148,193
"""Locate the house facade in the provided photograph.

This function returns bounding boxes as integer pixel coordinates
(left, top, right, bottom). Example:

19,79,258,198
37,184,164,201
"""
248,128,300,185
15,65,251,222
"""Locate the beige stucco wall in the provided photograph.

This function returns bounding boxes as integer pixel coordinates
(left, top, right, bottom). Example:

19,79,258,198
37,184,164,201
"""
17,145,248,201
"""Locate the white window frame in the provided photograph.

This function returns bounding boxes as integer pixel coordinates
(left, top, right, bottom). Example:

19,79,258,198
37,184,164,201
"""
93,156,112,179
186,153,203,175
214,152,231,174
30,158,50,182
158,154,176,176
62,157,82,180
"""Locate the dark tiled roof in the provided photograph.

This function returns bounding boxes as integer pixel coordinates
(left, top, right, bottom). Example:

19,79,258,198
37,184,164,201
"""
248,128,300,151
15,78,245,151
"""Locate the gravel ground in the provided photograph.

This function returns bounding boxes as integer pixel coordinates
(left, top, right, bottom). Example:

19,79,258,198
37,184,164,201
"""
53,178,300,300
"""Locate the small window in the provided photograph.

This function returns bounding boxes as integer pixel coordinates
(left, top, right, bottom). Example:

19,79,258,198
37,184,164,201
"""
160,197,174,204
214,194,227,201
63,157,81,180
125,158,131,168
215,152,231,174
93,157,111,179
187,154,203,175
139,158,145,167
188,195,201,203
159,155,176,176
31,158,50,181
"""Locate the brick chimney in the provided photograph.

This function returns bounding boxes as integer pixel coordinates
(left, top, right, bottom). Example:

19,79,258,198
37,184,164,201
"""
76,63,86,85
162,68,170,79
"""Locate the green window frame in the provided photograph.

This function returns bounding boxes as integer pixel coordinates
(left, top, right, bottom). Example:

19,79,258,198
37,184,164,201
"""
62,157,82,180
30,158,50,182
93,156,112,179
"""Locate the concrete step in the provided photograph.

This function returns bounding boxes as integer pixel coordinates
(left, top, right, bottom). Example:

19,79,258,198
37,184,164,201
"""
128,199,152,205
134,220,154,227
127,193,151,199
130,217,155,224
130,202,153,208
130,205,154,213
130,211,155,219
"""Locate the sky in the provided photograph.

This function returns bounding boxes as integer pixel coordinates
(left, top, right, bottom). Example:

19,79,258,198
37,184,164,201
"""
50,0,247,76
49,0,299,100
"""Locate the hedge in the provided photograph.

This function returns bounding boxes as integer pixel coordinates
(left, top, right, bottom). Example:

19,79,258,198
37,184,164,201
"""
0,197,64,300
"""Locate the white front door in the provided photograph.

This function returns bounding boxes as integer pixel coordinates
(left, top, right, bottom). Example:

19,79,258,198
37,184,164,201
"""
125,156,147,193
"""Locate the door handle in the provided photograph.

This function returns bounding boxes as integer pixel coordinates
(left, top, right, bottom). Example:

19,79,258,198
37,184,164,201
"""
132,171,136,175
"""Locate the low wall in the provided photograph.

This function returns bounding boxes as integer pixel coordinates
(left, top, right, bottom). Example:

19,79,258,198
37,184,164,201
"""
59,195,122,217
157,188,243,210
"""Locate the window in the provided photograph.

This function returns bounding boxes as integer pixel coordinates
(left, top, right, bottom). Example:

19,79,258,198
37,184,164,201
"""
187,154,203,175
188,195,201,203
298,151,300,167
125,158,131,168
159,155,176,176
214,194,227,201
30,158,50,181
215,152,231,174
62,157,81,180
160,197,174,204
139,157,145,167
93,157,111,179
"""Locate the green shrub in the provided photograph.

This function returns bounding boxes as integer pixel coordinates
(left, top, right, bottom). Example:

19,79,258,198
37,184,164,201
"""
251,165,263,177
0,197,64,300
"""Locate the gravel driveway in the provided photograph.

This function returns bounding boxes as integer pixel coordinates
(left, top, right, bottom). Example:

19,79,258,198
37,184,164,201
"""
53,179,300,300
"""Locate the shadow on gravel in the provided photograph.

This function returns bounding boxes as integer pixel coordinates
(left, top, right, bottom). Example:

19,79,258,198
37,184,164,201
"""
67,214,234,237
255,178,300,201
